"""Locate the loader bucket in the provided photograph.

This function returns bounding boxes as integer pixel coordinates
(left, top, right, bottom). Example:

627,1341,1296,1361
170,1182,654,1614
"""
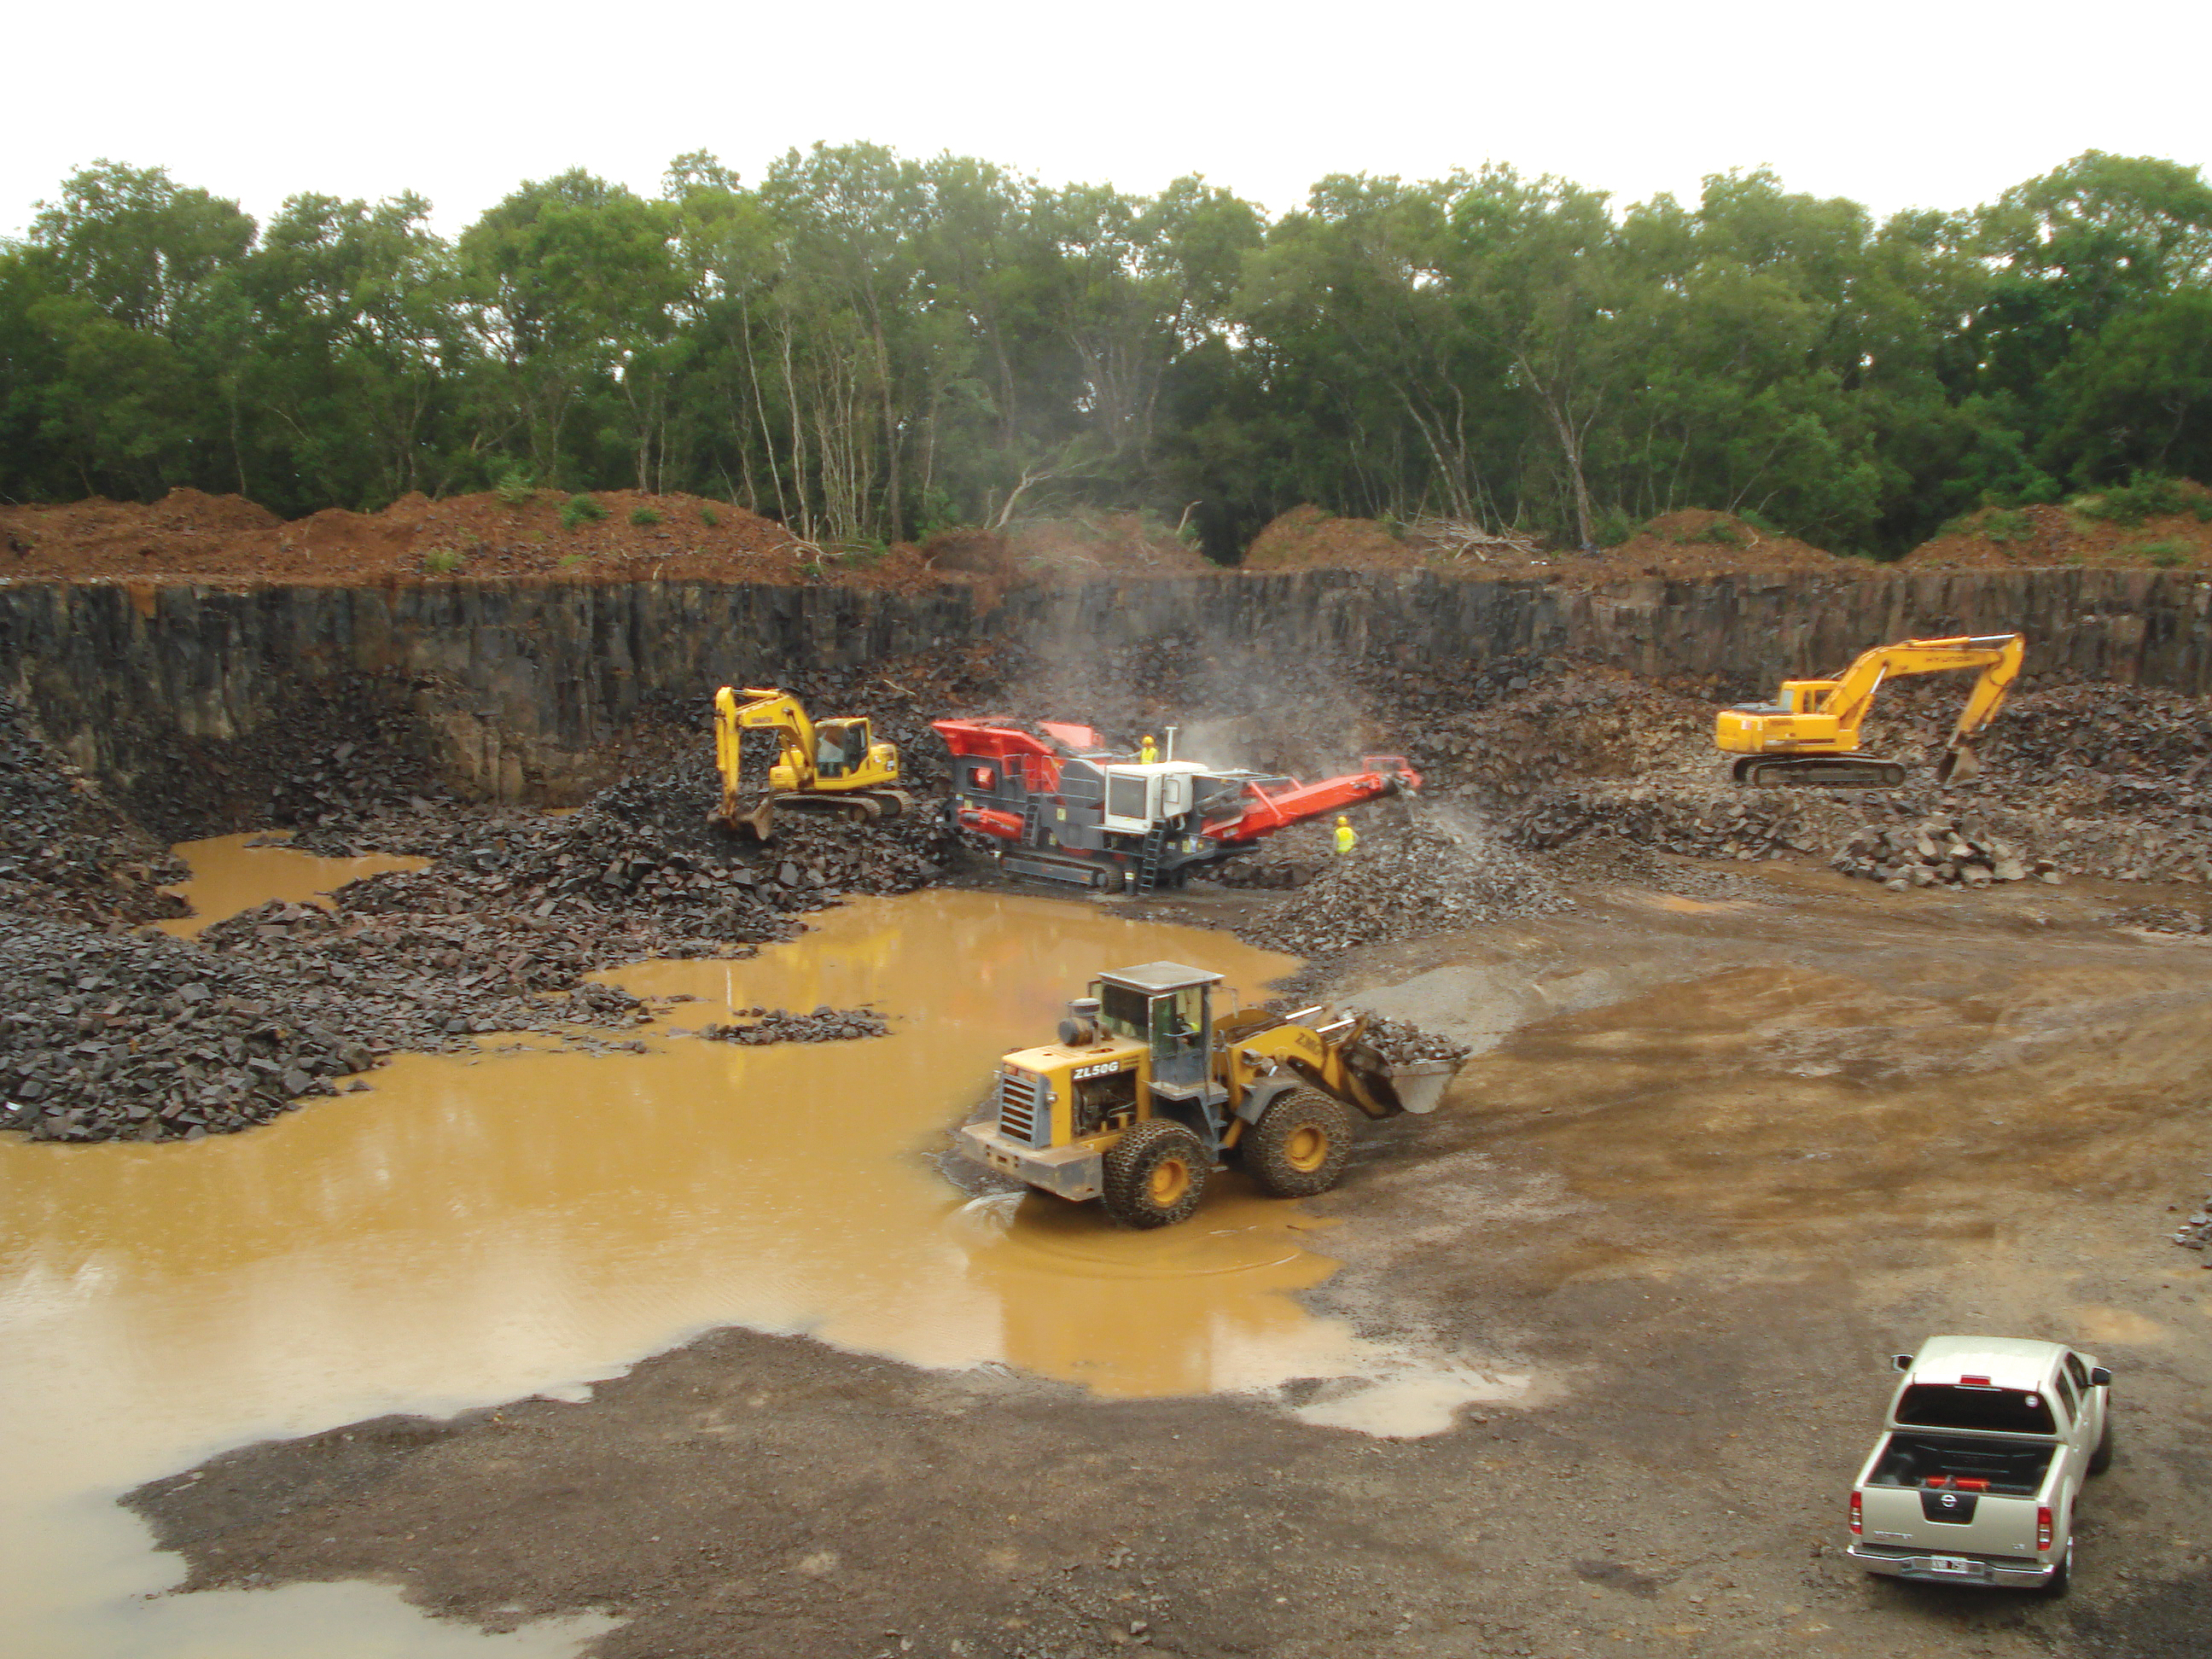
1336,1040,1464,1119
1388,1057,1459,1116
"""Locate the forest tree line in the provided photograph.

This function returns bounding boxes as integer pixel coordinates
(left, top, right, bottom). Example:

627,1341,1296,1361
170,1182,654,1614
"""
1,146,2209,559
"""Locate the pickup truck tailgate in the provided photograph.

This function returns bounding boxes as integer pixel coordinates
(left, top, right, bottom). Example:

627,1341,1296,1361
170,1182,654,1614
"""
1859,1485,2042,1559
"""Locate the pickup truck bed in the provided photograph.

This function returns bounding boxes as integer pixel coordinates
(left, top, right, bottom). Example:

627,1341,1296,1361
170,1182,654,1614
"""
1865,1433,2053,1495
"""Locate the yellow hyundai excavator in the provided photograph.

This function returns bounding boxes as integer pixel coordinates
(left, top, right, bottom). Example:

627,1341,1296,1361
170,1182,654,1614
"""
708,686,911,839
1715,633,2025,788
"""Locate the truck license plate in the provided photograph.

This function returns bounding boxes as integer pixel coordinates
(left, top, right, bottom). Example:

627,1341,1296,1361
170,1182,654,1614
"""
1929,1556,1978,1576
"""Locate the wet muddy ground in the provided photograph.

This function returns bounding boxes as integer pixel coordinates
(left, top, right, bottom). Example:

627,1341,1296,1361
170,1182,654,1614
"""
66,853,2211,1658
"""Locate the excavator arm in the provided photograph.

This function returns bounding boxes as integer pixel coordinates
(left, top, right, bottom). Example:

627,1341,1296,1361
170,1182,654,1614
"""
713,686,820,823
1825,635,2023,782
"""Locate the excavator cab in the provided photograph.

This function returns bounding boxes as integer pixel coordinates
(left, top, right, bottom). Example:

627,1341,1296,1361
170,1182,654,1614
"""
812,718,871,780
1720,680,1847,750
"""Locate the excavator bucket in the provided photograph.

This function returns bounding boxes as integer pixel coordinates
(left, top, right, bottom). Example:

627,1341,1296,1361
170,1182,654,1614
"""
709,794,777,841
1936,744,1982,784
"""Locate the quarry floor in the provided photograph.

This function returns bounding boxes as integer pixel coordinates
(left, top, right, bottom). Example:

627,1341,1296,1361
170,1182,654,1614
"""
115,857,2212,1659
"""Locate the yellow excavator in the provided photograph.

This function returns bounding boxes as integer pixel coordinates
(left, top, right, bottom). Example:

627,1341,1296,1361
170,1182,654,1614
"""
1715,633,2026,788
958,961,1464,1228
708,686,912,839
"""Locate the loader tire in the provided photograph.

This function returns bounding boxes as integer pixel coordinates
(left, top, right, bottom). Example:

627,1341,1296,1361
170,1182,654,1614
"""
1245,1088,1353,1199
1101,1121,1208,1229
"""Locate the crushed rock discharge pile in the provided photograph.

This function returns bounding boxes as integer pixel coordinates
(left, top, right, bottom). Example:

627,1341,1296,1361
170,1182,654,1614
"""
1237,816,1569,959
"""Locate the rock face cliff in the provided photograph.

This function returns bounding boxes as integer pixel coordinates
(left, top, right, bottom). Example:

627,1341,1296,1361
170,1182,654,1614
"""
0,569,2203,803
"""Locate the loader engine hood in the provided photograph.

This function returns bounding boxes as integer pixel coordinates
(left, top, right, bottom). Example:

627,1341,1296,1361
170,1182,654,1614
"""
1002,1038,1147,1076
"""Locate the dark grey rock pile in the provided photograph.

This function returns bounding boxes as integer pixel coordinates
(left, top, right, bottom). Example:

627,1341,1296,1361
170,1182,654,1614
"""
1830,815,2060,889
1238,817,1567,958
124,673,445,847
1368,669,1708,804
0,909,654,1145
698,1006,889,1045
1510,787,1815,860
1880,680,2211,786
0,696,185,923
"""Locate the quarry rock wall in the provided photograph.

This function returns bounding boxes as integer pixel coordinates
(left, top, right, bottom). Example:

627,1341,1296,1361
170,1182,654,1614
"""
1,568,2204,800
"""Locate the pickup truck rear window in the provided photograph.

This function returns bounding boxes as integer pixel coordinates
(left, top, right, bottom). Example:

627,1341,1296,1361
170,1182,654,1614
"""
1895,1384,2056,1435
1866,1433,2055,1494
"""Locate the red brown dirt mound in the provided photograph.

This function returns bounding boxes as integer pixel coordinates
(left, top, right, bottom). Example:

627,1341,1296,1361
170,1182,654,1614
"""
905,514,1214,604
1900,491,2212,573
917,515,1213,582
0,493,1220,592
1242,505,1425,571
1242,504,1868,584
0,489,819,586
1601,509,1866,580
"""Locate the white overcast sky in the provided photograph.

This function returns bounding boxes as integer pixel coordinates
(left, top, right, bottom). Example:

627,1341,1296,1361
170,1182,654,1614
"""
5,0,2207,241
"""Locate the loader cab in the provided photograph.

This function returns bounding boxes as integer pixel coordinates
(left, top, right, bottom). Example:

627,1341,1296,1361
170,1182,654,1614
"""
1092,962,1220,1092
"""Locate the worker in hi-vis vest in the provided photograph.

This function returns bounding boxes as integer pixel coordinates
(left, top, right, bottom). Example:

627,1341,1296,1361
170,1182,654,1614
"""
1334,815,1358,855
1139,734,1159,765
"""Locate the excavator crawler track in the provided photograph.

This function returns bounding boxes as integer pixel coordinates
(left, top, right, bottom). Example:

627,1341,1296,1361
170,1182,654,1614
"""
1731,754,1908,789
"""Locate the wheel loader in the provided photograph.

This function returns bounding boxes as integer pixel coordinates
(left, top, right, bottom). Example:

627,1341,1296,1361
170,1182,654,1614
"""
708,685,912,839
958,962,1464,1228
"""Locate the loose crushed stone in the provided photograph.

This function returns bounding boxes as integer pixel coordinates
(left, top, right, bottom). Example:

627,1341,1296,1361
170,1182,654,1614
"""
1359,1015,1473,1067
698,1006,890,1045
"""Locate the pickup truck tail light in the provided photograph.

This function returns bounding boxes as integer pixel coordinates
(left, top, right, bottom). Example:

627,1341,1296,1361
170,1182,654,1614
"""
1849,1492,1862,1535
2036,1505,2053,1551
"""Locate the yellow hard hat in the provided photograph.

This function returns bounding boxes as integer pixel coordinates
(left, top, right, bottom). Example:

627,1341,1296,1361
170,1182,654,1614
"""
1144,734,1155,742
1336,815,1350,825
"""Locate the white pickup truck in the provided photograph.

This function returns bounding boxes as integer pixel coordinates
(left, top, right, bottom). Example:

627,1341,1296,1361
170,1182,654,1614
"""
1847,1335,2113,1592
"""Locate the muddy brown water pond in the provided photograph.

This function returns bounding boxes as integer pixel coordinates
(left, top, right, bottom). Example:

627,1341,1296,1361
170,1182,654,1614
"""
154,831,432,937
1,844,1507,1656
